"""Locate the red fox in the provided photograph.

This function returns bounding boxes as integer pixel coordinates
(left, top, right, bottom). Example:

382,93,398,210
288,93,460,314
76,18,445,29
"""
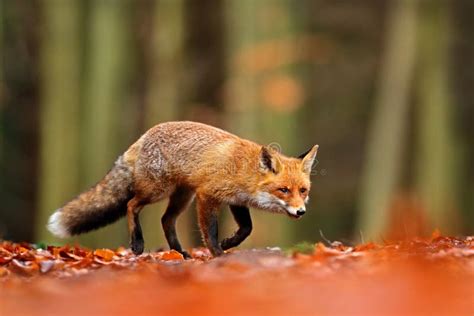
48,121,319,257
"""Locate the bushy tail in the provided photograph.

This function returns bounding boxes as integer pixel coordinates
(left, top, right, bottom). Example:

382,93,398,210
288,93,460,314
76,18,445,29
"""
47,156,134,238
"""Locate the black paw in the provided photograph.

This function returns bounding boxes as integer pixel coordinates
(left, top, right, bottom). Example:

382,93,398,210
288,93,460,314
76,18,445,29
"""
210,246,224,257
180,250,192,260
131,240,144,255
220,238,233,251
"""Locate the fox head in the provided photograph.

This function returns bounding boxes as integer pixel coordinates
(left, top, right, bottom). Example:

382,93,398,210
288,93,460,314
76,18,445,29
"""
253,144,319,219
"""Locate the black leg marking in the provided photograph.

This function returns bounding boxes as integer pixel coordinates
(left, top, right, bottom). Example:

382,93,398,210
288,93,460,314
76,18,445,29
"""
207,212,223,256
221,205,252,250
131,213,144,255
196,196,223,257
161,187,194,259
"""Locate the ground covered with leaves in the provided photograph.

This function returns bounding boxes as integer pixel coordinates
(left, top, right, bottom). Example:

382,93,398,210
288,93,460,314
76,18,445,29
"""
1,234,474,316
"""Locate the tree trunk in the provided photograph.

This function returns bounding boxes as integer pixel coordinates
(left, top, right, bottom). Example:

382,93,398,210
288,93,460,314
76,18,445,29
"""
414,0,459,232
144,0,184,127
451,1,474,233
225,0,306,247
224,0,260,138
0,1,4,168
178,0,226,247
358,0,417,240
141,0,187,250
37,0,81,243
79,1,130,248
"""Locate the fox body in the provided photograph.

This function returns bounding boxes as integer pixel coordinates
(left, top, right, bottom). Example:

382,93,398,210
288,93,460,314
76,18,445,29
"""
48,121,319,257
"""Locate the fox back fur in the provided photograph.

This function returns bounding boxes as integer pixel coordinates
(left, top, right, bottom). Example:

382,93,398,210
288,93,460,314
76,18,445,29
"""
48,121,319,257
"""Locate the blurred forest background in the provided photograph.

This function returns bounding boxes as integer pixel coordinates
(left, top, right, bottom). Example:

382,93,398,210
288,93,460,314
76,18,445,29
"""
0,0,473,250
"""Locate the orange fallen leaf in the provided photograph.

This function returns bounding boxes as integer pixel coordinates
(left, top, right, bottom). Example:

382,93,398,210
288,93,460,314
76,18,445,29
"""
0,255,12,264
354,242,379,252
94,249,115,261
313,242,342,255
17,246,30,254
70,258,94,269
160,250,184,261
10,259,39,276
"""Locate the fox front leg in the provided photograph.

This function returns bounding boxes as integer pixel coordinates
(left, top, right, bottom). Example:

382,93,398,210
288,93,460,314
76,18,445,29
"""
196,195,223,257
127,197,145,255
221,205,252,250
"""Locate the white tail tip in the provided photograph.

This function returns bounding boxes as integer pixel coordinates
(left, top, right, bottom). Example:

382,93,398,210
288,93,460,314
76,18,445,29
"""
47,210,70,238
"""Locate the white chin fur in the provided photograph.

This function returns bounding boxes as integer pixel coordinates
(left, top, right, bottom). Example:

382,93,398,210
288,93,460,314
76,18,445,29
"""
253,192,285,213
47,210,70,238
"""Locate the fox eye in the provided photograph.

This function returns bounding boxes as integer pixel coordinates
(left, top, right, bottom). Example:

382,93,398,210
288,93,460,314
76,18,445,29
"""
299,188,307,194
278,187,290,194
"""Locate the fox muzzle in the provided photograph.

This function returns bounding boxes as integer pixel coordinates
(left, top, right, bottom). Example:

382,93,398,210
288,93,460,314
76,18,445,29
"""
286,206,306,218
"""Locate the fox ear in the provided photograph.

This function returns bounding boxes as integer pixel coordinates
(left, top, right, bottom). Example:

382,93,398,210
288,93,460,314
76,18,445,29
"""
259,146,282,174
299,145,319,174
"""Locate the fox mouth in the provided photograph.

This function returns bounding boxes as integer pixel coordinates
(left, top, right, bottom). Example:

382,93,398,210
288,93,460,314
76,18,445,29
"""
286,212,302,220
273,205,303,220
253,195,304,219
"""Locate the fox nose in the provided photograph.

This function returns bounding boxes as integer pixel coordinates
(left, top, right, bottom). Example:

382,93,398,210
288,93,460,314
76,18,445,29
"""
296,208,306,216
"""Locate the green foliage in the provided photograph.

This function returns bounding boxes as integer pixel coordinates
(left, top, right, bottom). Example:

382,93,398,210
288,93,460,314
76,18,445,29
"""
33,242,48,250
286,241,315,255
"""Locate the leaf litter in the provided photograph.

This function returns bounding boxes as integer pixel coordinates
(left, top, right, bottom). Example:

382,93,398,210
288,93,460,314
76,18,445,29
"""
1,233,473,316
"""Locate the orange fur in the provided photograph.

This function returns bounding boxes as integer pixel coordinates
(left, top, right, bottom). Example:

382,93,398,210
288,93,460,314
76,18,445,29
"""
48,121,319,256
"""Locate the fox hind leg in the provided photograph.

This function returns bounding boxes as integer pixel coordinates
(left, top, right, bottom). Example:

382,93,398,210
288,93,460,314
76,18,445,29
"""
127,197,145,255
161,186,195,259
221,205,252,250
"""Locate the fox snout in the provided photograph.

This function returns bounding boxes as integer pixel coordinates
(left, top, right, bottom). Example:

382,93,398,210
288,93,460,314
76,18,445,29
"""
285,205,306,219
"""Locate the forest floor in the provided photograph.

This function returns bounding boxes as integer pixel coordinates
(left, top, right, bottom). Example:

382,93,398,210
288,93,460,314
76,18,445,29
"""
1,234,473,316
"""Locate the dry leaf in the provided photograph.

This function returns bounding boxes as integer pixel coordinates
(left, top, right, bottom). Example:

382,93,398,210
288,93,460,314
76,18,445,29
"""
160,250,184,261
94,249,115,262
